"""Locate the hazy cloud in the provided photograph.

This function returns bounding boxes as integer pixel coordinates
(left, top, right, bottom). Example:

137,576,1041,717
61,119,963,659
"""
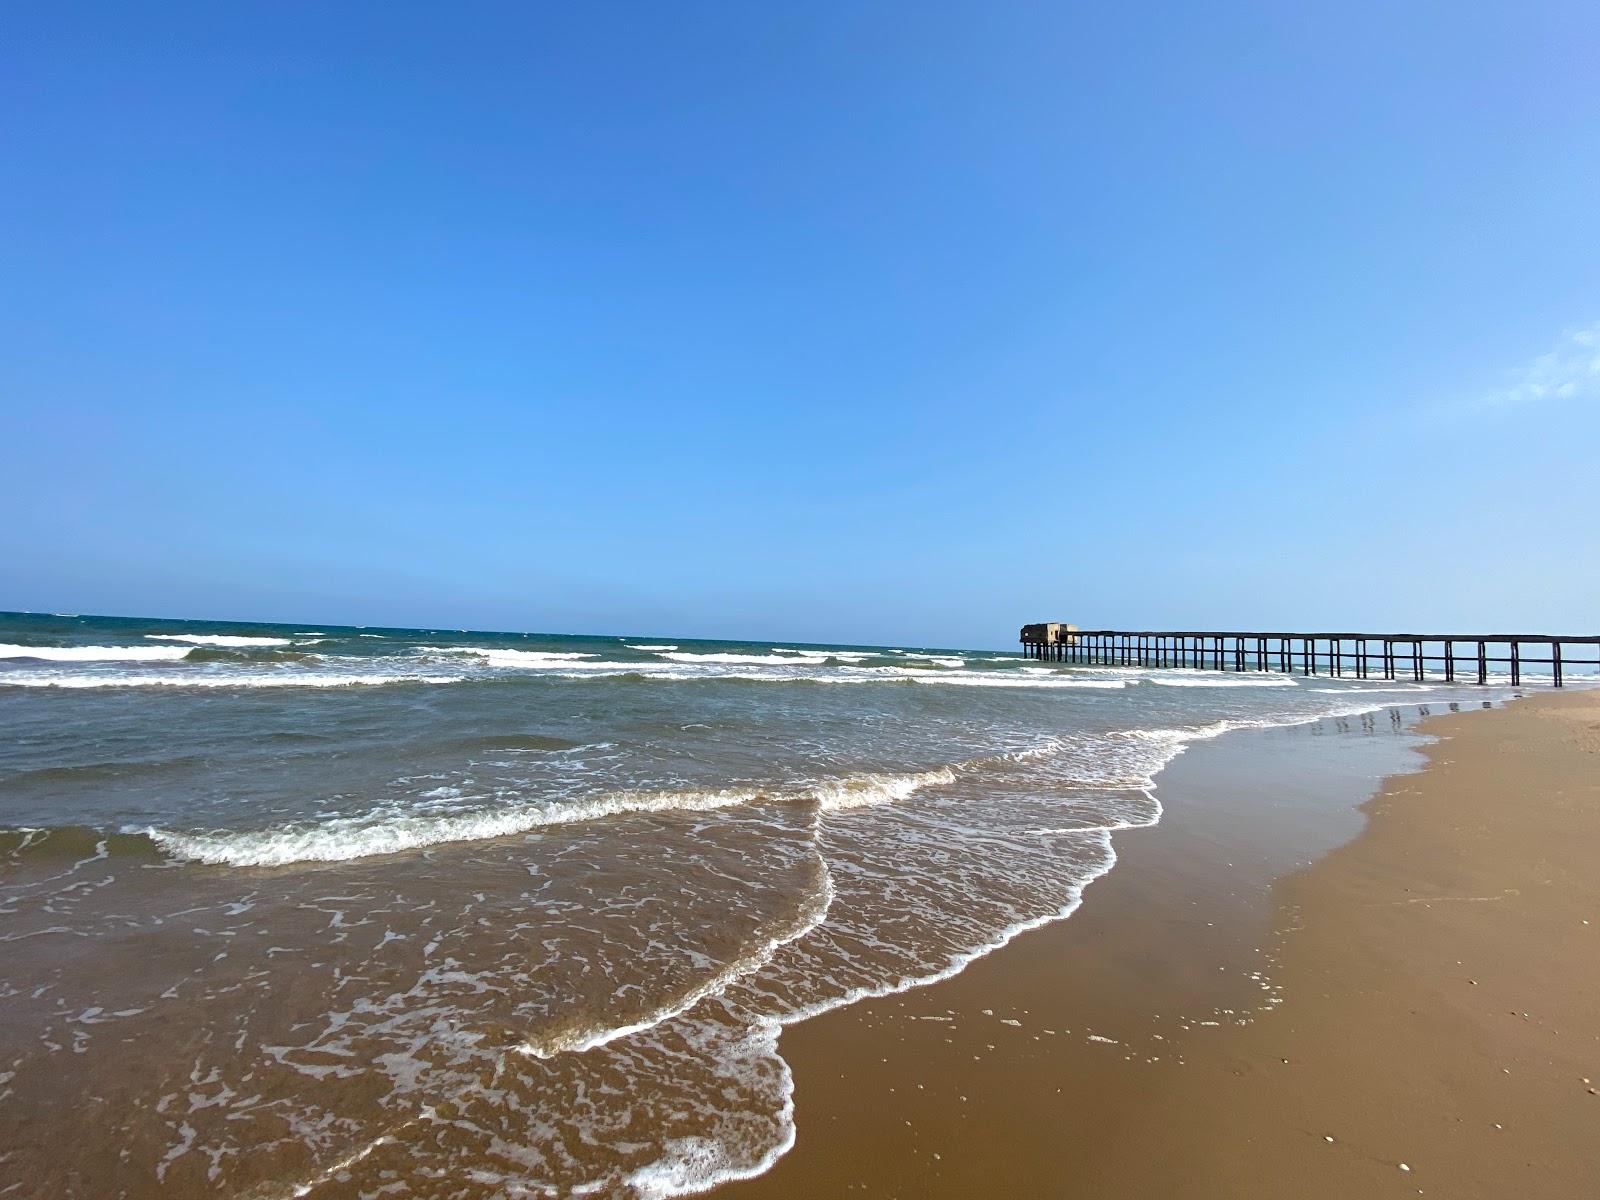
1479,322,1600,411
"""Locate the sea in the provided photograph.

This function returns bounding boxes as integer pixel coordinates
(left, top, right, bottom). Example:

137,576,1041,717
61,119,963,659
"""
0,611,1532,1198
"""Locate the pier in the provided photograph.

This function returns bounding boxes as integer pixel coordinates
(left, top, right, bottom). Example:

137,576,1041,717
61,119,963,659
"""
1018,625,1599,687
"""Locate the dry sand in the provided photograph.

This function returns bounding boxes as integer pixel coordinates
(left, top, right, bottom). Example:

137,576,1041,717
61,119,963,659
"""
727,690,1600,1199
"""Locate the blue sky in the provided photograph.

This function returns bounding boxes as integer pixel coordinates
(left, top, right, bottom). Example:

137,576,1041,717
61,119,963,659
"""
4,2,1598,648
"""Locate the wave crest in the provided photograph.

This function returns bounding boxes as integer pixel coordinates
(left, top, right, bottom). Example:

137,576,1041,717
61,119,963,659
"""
0,671,466,690
140,765,963,867
0,643,190,662
146,634,292,647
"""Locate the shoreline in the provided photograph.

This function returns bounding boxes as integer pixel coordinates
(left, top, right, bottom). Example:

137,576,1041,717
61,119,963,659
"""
724,689,1600,1198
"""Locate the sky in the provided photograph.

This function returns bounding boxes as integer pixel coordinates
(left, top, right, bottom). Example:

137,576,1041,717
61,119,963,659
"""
4,1,1598,648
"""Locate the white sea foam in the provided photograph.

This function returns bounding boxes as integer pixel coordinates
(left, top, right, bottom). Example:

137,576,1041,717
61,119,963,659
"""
659,652,818,665
767,825,1136,1024
624,1075,798,1200
592,664,1129,689
418,646,599,663
872,672,1125,689
1309,685,1445,694
147,785,769,866
628,644,680,651
770,648,879,661
660,649,878,665
1144,674,1300,688
522,857,836,1061
0,643,191,662
147,763,965,866
416,646,678,673
0,671,466,690
1115,697,1435,762
479,654,678,673
145,634,292,647
497,657,674,672
810,766,957,811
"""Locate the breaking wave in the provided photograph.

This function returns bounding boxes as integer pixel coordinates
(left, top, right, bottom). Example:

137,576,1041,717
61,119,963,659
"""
145,634,292,647
811,766,957,810
143,767,962,867
181,647,319,664
418,646,600,663
0,643,190,662
0,671,466,690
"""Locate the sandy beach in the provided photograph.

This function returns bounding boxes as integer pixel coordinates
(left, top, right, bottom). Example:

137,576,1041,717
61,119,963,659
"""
729,689,1600,1199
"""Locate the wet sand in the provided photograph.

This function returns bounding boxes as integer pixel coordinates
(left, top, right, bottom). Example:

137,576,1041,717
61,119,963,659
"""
728,690,1600,1199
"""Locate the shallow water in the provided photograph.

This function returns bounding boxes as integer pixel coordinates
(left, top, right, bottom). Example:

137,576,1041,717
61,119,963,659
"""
0,612,1530,1197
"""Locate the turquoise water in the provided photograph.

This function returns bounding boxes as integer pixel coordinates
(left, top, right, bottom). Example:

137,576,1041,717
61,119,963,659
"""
0,611,1525,1198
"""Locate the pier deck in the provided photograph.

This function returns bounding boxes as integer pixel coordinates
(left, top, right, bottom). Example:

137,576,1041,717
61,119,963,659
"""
1018,627,1600,687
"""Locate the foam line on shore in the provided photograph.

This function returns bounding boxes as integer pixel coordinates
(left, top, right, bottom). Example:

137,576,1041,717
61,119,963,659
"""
614,812,1147,1199
522,841,836,1061
618,693,1453,1198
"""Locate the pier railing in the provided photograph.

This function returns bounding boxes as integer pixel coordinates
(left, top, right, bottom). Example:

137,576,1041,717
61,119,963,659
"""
1018,629,1599,687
